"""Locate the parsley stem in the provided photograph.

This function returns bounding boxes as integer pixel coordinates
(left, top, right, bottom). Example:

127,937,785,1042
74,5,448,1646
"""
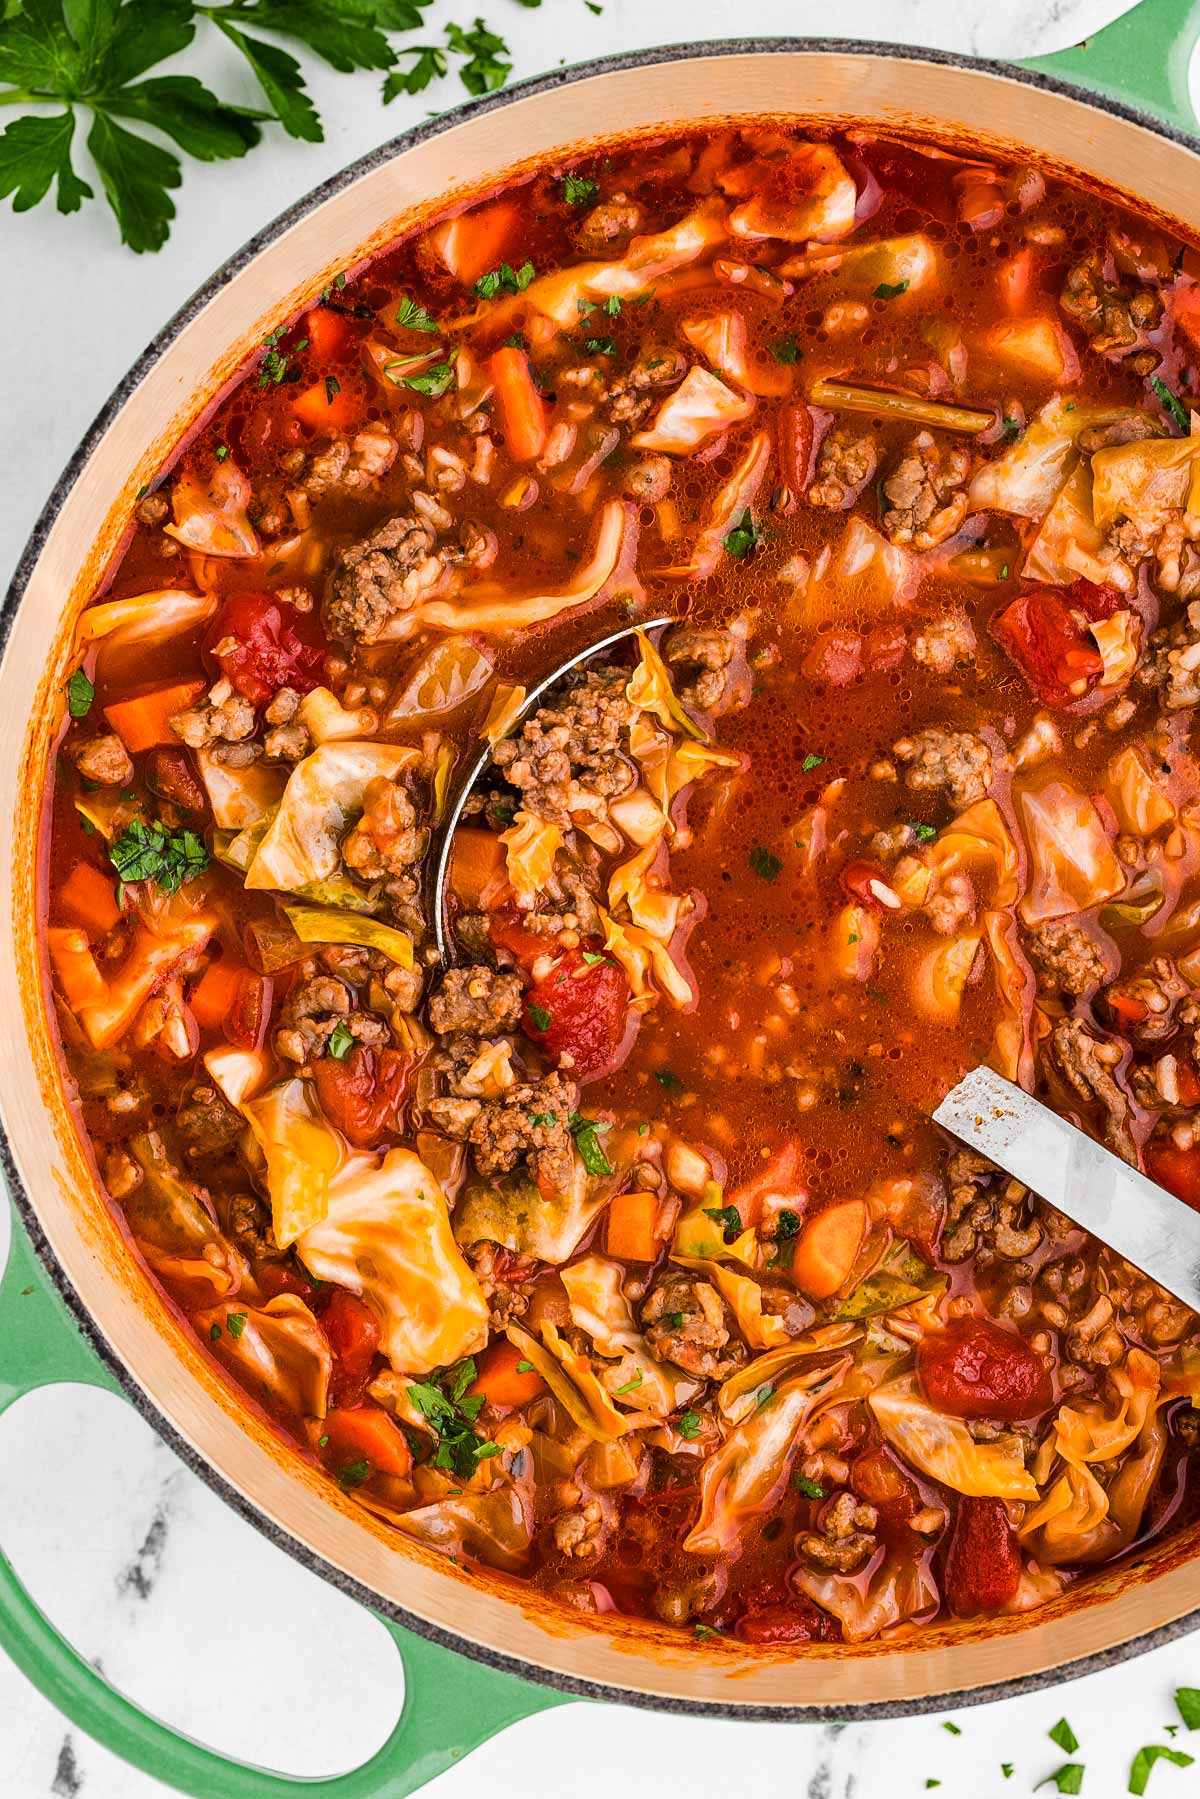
0,90,42,108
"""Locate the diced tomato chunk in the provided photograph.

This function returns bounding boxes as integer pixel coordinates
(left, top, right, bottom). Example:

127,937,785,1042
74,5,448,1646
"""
1144,1139,1200,1211
321,1288,381,1406
522,944,631,1083
1064,576,1122,621
944,1496,1021,1615
775,404,815,507
849,1446,921,1531
312,1045,412,1149
916,1315,1052,1421
992,589,1103,706
206,590,327,707
257,1261,318,1303
488,910,549,969
735,1599,840,1645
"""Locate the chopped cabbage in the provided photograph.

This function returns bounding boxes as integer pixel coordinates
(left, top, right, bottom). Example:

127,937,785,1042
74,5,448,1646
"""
503,1321,633,1440
627,629,704,740
297,1148,488,1375
387,636,494,721
1016,776,1124,924
76,589,216,651
680,311,791,397
164,458,260,557
196,752,286,830
241,1077,343,1247
298,687,379,744
797,515,920,624
601,908,694,1008
911,929,983,1024
77,911,216,1049
683,1358,854,1555
968,398,1125,518
630,366,755,456
674,1257,792,1351
725,142,857,242
283,903,414,969
392,1486,532,1574
194,1295,332,1419
203,1045,272,1108
499,810,564,907
1092,610,1141,689
659,431,772,580
781,233,939,294
796,1550,939,1644
1021,461,1133,591
607,842,685,942
869,1373,1038,1497
244,742,418,892
453,1137,631,1265
983,909,1039,1091
1106,744,1176,836
927,797,1021,909
715,1325,863,1424
1091,433,1200,536
560,1255,699,1415
417,499,638,634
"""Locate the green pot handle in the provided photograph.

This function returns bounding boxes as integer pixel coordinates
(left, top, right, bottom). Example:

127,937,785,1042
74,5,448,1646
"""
0,1213,564,1798
1020,0,1200,131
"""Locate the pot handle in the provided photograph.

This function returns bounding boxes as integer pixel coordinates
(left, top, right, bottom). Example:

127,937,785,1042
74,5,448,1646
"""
1019,0,1200,131
0,1213,564,1798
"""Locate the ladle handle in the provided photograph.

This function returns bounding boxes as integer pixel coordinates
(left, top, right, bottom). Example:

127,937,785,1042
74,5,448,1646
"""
1021,0,1200,132
0,1207,562,1798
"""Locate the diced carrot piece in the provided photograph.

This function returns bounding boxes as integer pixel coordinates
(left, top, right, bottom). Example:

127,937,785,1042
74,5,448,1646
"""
57,860,120,937
1175,286,1200,353
789,1198,868,1300
465,1338,546,1409
103,681,205,754
292,378,360,434
189,959,245,1032
321,1403,413,1480
605,1189,660,1262
48,927,109,1011
306,306,352,360
488,346,547,463
431,198,521,285
450,829,509,909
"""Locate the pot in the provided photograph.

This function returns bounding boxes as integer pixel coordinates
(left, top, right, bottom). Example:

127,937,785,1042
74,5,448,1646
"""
3,6,1200,1792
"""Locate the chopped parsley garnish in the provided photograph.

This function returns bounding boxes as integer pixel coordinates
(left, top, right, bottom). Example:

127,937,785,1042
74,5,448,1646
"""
1036,1768,1083,1795
474,259,536,299
801,752,826,772
1002,1767,1014,1781
723,508,761,560
109,819,209,897
583,335,618,356
793,1474,827,1499
258,325,295,389
654,1068,685,1095
749,844,782,881
528,1003,552,1032
614,1369,644,1396
911,821,938,843
387,350,459,397
1129,1746,1194,1795
563,172,599,206
227,1312,247,1339
324,375,340,403
569,1111,613,1175
444,18,512,96
209,1322,222,1341
770,335,801,364
777,1208,802,1240
66,669,94,719
693,1622,721,1639
408,1358,501,1479
942,1722,962,1736
395,294,439,332
515,1360,534,1374
337,1458,371,1491
1151,374,1190,433
1000,415,1022,441
665,1311,685,1329
581,949,610,966
874,279,910,299
925,1783,941,1791
327,1020,355,1060
702,1203,743,1244
214,443,230,461
1174,1689,1200,1730
677,1409,702,1439
1050,1722,1080,1755
527,1110,559,1127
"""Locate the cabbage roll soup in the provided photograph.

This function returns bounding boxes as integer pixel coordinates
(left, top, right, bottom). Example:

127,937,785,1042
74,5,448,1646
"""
45,124,1200,1648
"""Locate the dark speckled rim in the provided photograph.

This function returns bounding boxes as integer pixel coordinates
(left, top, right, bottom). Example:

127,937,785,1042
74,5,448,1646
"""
6,33,1200,1723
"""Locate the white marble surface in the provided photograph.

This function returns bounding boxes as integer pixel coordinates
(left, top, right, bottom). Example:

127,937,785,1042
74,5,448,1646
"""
4,1,1200,1793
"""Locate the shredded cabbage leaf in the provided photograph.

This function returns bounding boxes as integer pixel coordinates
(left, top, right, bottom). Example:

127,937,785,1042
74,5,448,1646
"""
560,1254,700,1415
164,459,260,557
968,399,1126,518
244,742,418,893
630,366,755,455
297,1148,488,1376
194,1294,332,1419
242,1077,343,1247
283,903,414,969
76,589,216,651
196,752,286,831
1016,776,1124,924
869,1373,1038,1497
725,142,857,242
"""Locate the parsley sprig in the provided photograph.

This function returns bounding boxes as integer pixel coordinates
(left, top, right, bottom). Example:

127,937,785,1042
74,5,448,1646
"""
109,817,209,898
408,1357,502,1479
0,0,529,251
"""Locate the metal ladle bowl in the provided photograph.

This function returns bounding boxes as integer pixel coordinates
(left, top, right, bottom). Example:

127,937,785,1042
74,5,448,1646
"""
430,616,671,964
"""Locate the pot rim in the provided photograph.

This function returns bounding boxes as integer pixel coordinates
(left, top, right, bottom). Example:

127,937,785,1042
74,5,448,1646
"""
6,32,1200,1721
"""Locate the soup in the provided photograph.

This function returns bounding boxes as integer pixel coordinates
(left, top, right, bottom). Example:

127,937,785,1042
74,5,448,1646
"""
43,123,1200,1646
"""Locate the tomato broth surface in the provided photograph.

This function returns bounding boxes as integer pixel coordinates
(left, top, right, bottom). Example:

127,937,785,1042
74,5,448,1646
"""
43,124,1200,1646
